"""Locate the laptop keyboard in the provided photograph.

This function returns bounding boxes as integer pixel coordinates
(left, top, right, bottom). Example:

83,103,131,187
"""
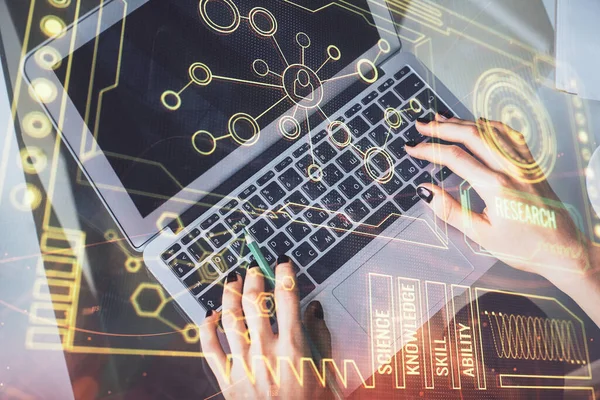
160,65,455,312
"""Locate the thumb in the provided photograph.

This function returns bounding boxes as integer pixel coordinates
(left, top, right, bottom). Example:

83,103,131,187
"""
303,301,332,359
416,183,488,244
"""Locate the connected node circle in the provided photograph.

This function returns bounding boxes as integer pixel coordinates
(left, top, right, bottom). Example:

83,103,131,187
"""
296,32,311,48
249,7,277,37
384,108,402,129
327,45,341,61
198,0,241,34
307,164,323,182
23,111,52,139
409,98,423,113
282,64,323,109
252,59,269,77
278,116,301,140
189,62,213,86
356,59,378,84
378,38,391,54
327,120,351,148
35,46,62,70
364,147,394,184
228,113,260,146
29,78,58,103
192,130,217,155
161,90,182,111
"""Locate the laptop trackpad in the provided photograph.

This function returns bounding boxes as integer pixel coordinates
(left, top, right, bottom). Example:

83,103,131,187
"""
332,219,475,333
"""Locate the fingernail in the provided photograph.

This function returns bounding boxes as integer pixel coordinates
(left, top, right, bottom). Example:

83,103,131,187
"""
311,301,324,320
226,271,238,283
206,309,213,318
416,118,430,124
248,260,259,269
277,254,290,265
405,140,417,148
479,117,488,122
417,186,434,203
437,113,448,121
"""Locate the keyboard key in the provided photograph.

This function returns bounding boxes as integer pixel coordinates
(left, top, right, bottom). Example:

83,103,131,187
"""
394,186,420,211
369,125,389,147
284,191,310,215
317,142,340,164
419,112,436,123
207,223,232,249
188,238,213,263
212,248,238,272
415,89,453,117
357,202,401,236
302,180,327,200
336,151,360,173
292,242,318,267
362,103,383,125
278,168,303,191
293,143,310,158
169,253,195,278
275,157,293,172
393,66,411,81
184,263,219,295
239,185,257,200
311,130,327,144
297,273,316,299
404,125,426,144
308,231,374,284
353,137,376,155
181,228,200,245
261,181,286,205
230,235,250,257
414,171,433,187
378,78,395,92
347,116,370,138
224,210,250,234
394,73,425,101
388,137,407,159
309,228,336,252
248,218,275,243
345,199,370,222
199,280,224,311
266,207,292,229
322,164,343,186
257,171,275,186
260,247,276,265
345,103,363,119
361,91,378,105
339,176,363,199
296,154,313,176
268,232,294,254
396,159,419,182
328,213,353,237
370,151,391,173
355,168,374,185
362,185,386,209
161,243,181,261
403,106,424,123
304,205,329,226
379,175,403,195
435,166,453,182
322,190,346,212
377,91,402,110
242,195,268,218
200,214,220,231
286,218,312,241
220,199,239,215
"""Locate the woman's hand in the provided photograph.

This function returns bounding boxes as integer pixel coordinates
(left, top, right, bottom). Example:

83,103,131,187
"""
406,115,594,281
199,257,332,399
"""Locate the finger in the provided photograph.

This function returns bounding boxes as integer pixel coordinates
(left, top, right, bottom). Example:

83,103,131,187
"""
221,271,249,355
480,118,535,161
242,261,275,342
199,310,229,386
273,255,302,338
405,142,499,200
303,301,332,359
416,183,489,243
415,120,506,172
435,114,476,126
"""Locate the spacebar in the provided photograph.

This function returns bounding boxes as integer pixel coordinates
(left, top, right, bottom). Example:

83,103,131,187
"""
306,202,401,285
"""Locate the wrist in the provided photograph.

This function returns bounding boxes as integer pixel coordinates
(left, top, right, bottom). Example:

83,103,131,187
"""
546,239,600,293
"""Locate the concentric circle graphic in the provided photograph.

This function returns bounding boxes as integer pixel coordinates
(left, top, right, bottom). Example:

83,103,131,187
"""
228,113,260,146
364,147,394,184
307,164,323,182
327,120,351,148
278,116,301,140
473,69,557,184
198,0,241,34
189,62,213,86
249,7,277,37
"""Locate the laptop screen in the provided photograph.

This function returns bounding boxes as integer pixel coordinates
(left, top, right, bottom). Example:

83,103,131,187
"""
53,0,382,220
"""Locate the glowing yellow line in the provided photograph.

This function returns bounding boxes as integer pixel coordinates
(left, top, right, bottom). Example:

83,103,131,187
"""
316,106,331,123
268,70,282,78
177,80,194,95
214,133,231,141
212,75,283,89
315,56,332,74
255,96,288,121
305,108,316,162
350,143,365,157
272,36,289,66
373,50,383,64
322,72,359,83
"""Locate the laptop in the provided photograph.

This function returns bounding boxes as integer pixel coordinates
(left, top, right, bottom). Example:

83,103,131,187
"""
24,0,496,394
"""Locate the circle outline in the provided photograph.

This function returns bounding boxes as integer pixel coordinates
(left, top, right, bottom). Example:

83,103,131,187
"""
198,0,241,34
160,90,182,111
364,147,394,184
188,62,213,86
249,7,278,37
228,113,260,146
327,120,351,148
192,130,218,155
356,59,378,84
278,116,301,140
